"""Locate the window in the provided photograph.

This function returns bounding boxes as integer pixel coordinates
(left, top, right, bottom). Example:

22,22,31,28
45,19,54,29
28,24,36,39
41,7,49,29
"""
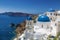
56,14,57,16
45,14,47,15
51,27,53,30
19,38,21,40
54,13,55,15
50,18,52,20
50,13,52,15
24,37,25,39
33,31,36,33
42,25,43,28
55,23,57,26
47,26,49,29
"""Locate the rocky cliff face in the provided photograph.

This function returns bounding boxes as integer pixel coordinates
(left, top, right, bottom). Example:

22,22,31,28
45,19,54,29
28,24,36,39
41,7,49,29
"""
15,20,26,35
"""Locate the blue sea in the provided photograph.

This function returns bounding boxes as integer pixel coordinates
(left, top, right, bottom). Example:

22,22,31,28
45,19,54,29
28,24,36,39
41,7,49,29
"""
0,15,27,40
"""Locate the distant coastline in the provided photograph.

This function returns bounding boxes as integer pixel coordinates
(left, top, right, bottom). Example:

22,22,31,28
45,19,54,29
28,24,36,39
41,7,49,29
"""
0,12,38,17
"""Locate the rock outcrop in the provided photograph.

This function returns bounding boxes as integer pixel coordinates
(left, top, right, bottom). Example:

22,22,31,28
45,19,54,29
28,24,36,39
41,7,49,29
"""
15,21,26,35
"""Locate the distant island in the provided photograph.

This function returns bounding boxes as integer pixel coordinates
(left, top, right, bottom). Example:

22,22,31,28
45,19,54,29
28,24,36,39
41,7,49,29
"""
0,12,38,17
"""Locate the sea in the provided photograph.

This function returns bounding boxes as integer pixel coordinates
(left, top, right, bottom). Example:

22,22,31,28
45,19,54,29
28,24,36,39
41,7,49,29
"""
0,15,27,40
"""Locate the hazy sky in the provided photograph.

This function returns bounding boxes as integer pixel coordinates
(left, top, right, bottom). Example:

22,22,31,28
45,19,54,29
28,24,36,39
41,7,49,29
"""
0,0,60,13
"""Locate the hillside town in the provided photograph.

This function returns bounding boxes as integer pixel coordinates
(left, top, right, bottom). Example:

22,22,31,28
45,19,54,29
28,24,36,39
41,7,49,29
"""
13,9,60,40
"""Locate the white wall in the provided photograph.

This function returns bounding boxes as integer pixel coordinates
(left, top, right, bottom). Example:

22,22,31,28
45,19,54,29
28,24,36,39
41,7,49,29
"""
36,21,50,29
46,12,57,21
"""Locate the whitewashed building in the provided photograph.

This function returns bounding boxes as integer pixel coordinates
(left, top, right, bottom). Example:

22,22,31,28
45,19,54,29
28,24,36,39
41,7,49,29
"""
14,9,60,40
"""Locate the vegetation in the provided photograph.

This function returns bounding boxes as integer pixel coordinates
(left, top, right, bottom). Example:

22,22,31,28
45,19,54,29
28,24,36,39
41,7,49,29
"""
57,32,60,37
47,32,60,40
47,34,51,40
53,37,57,40
47,34,57,40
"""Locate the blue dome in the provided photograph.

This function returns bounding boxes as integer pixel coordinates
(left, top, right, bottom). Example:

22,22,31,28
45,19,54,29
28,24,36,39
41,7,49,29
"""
38,15,50,22
48,9,55,12
27,16,32,20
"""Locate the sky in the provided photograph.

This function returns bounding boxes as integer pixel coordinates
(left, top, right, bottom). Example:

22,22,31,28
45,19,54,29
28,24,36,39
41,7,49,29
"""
0,0,60,14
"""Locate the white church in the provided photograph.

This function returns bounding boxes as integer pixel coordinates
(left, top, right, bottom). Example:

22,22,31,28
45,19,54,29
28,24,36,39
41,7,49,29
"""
14,10,60,40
